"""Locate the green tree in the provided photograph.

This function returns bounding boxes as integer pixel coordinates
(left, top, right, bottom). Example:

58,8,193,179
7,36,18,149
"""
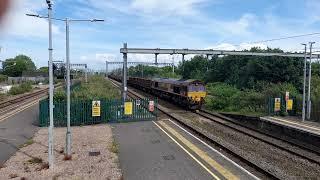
177,55,209,80
206,47,303,89
38,66,48,73
3,55,36,77
128,65,179,78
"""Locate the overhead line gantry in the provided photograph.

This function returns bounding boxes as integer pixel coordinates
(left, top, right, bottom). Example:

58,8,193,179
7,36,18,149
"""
119,43,320,106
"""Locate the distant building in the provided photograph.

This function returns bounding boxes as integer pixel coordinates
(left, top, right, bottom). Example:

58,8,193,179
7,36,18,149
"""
8,71,48,84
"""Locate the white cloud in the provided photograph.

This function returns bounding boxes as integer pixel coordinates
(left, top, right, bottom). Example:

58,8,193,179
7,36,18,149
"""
1,0,60,39
131,0,207,16
219,14,256,35
79,0,211,20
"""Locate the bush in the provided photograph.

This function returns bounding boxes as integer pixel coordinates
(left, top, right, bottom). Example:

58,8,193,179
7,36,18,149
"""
0,74,7,83
206,82,242,111
260,82,299,98
9,82,32,95
53,75,120,100
205,81,303,116
72,76,120,100
54,90,66,101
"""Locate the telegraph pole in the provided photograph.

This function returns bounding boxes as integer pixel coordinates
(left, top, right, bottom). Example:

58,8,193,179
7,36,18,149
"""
307,42,315,119
302,43,307,121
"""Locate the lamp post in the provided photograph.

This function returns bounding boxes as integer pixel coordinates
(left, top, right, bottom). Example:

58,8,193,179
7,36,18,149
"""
302,43,307,121
64,18,103,158
47,0,54,169
26,3,104,165
27,1,54,167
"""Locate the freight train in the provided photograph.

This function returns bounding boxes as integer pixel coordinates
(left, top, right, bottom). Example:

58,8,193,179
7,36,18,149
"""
109,75,207,110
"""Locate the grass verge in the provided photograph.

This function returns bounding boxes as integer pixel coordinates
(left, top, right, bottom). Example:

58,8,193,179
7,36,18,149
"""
19,139,34,148
109,139,119,154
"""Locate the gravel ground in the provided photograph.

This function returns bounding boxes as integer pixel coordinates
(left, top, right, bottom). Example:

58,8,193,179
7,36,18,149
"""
0,125,122,180
174,112,320,179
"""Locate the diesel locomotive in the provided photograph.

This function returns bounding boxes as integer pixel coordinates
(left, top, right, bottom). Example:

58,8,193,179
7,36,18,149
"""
109,75,207,110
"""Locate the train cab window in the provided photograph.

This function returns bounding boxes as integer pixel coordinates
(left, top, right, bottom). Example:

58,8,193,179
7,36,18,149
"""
188,85,205,92
198,86,205,91
173,86,180,93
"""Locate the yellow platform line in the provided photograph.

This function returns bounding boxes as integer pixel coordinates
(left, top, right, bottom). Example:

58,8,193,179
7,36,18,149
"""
153,121,221,180
157,120,239,180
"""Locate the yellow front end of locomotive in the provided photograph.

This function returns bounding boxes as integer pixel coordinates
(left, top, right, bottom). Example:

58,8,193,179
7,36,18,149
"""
187,91,207,102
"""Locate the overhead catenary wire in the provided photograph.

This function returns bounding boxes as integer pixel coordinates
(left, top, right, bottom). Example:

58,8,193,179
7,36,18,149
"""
230,32,320,47
249,32,320,44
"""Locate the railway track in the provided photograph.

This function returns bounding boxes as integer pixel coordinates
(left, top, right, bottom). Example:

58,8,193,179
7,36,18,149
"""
197,110,320,164
109,78,320,179
109,78,277,179
0,84,63,116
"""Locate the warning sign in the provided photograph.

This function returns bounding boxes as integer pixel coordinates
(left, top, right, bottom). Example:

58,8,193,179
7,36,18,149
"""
149,101,154,112
124,102,133,115
92,100,101,117
287,99,293,110
285,91,290,101
274,98,281,112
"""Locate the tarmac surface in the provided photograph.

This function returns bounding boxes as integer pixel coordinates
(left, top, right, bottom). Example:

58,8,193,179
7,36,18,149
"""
112,120,257,180
112,121,212,180
0,103,39,165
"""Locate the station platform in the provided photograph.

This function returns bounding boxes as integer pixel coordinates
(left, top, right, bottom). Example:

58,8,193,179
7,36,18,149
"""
112,120,258,180
260,116,320,136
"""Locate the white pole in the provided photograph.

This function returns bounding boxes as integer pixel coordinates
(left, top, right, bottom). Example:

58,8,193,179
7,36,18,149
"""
85,64,88,83
307,42,315,120
172,55,175,74
47,1,54,169
302,44,307,121
105,61,108,78
123,43,128,103
65,18,72,158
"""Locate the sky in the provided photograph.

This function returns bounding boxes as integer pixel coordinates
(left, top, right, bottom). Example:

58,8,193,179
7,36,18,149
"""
0,0,320,70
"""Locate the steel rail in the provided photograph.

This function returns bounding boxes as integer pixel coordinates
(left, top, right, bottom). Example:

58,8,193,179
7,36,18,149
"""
0,84,63,111
197,110,320,165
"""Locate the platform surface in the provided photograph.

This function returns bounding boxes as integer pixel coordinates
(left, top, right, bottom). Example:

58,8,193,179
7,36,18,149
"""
261,116,320,136
0,103,39,165
112,120,258,180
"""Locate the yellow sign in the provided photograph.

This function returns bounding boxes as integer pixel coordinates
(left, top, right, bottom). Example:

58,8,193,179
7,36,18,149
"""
274,98,281,112
124,102,133,115
92,100,101,117
287,99,293,110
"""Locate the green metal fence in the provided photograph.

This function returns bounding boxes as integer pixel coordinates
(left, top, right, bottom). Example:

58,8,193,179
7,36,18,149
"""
267,96,320,122
267,96,300,116
39,98,158,127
